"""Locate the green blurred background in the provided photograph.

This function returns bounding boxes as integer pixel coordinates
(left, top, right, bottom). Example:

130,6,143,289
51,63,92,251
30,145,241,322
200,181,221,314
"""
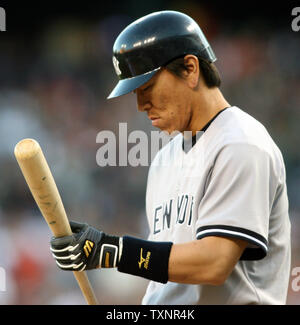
0,1,299,304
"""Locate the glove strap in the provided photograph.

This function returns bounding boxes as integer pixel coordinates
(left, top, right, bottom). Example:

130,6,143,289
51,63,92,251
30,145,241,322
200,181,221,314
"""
99,235,121,268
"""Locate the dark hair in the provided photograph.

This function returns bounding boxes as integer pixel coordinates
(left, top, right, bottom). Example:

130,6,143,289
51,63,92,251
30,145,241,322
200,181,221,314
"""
165,56,221,88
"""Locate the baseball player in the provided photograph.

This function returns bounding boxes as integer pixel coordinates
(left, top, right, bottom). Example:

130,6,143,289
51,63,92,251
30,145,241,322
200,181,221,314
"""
50,11,291,304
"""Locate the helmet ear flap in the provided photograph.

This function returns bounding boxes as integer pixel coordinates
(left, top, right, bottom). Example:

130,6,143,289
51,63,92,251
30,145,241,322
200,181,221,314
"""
108,10,216,99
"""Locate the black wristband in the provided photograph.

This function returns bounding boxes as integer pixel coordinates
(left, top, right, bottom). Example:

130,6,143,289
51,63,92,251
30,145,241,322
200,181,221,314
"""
117,236,173,283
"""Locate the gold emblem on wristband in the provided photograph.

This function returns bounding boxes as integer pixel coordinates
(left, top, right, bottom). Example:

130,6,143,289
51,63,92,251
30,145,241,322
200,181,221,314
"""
105,252,110,268
84,240,94,258
138,248,151,269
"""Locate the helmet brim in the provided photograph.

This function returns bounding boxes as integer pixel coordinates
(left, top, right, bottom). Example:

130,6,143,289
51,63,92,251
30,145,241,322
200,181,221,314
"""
107,68,160,99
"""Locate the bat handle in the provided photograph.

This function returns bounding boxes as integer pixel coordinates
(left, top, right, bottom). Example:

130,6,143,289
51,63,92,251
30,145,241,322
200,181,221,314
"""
73,272,98,305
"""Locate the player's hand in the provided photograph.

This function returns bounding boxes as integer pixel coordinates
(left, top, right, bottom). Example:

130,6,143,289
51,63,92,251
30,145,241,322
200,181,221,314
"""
50,221,121,272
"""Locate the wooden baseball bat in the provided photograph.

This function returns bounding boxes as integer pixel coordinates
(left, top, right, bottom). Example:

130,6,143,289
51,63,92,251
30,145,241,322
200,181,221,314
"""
14,138,99,305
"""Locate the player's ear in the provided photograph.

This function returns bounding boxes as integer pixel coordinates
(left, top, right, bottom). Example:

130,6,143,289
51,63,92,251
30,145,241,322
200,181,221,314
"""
182,55,200,89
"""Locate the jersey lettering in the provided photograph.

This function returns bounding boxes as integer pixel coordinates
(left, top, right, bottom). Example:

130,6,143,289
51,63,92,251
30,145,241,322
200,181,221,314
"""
153,194,194,235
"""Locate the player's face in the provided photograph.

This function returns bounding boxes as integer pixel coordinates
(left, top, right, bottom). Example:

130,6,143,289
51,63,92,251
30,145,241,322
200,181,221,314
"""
135,68,193,134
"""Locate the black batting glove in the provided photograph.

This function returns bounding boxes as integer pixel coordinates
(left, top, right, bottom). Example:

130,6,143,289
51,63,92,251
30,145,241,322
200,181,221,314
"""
50,221,121,272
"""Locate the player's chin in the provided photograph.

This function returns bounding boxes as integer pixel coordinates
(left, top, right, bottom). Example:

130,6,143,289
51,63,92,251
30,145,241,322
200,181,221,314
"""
151,119,179,135
157,126,180,136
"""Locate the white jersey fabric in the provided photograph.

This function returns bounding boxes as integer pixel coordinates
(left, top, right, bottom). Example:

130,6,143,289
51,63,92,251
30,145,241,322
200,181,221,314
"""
142,106,291,305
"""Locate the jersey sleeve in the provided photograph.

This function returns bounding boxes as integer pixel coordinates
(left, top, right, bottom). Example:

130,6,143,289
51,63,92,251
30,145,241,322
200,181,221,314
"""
195,143,276,260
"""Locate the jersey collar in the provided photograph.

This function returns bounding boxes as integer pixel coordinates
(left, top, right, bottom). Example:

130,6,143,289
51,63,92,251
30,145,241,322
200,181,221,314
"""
182,106,231,153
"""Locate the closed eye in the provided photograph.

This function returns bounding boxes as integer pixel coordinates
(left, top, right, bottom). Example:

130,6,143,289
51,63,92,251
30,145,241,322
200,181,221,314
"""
142,84,152,92
133,84,153,94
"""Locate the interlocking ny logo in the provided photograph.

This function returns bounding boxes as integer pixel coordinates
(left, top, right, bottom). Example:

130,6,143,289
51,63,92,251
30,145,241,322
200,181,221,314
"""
113,56,121,76
83,240,94,258
138,248,151,269
0,7,6,31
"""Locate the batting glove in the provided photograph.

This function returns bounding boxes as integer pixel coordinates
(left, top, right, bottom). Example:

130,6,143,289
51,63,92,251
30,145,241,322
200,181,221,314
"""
50,221,122,272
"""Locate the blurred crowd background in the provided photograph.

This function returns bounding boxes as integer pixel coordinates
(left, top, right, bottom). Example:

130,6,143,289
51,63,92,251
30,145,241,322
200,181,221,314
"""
0,1,299,305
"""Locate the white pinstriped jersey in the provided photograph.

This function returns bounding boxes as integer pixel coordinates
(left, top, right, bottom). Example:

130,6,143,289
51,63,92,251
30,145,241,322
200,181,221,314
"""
142,106,291,305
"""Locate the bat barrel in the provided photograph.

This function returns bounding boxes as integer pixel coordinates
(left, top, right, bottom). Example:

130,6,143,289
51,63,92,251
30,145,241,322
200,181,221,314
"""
14,138,41,161
15,138,72,237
